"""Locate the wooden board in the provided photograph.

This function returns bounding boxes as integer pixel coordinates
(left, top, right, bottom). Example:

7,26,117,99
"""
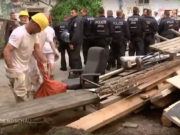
166,75,180,89
152,91,180,108
150,37,180,53
0,90,99,120
164,100,180,127
150,85,176,103
67,88,159,132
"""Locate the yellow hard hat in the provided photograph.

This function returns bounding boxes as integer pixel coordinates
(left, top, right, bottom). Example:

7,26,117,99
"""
19,11,29,17
31,13,49,31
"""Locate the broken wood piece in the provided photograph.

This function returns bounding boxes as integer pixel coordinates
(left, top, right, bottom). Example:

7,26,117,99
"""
150,85,176,103
67,88,160,132
122,122,138,128
152,91,180,108
139,94,149,99
157,83,164,90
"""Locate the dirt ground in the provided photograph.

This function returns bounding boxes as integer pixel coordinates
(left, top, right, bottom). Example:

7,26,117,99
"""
0,86,180,135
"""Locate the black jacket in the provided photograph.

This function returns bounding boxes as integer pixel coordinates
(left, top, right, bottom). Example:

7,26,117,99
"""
82,14,94,37
54,20,68,41
144,16,158,34
68,16,84,45
158,17,176,39
112,17,130,41
127,14,147,37
92,15,114,37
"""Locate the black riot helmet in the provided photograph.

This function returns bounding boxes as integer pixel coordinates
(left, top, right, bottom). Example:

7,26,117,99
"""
61,30,70,43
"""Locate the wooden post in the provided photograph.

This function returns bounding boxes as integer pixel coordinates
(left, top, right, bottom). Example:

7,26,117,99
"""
155,34,169,41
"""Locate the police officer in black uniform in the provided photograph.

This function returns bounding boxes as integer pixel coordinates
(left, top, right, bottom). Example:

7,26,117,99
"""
144,9,158,55
171,10,180,35
142,8,148,17
106,10,116,71
127,7,147,56
92,7,113,74
80,8,94,64
159,11,176,40
54,15,69,71
68,8,83,71
111,10,130,69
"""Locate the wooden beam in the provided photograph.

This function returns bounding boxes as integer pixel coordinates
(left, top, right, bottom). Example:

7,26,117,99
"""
67,88,160,132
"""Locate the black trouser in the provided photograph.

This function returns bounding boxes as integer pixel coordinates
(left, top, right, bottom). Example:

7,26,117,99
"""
107,49,115,67
144,34,155,55
83,38,94,64
129,36,144,56
94,38,109,74
69,44,82,69
111,40,126,68
58,41,69,69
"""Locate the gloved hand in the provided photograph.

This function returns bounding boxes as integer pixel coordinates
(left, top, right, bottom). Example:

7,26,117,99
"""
5,67,17,79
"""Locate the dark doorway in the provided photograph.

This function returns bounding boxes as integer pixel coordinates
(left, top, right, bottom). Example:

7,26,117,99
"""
28,12,39,20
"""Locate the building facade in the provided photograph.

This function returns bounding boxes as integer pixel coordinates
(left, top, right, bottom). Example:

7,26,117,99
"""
102,0,180,17
0,0,57,19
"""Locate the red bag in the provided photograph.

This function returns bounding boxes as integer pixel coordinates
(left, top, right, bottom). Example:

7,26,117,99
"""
34,61,66,99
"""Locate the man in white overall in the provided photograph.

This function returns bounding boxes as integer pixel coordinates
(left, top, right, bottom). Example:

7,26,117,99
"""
3,13,49,102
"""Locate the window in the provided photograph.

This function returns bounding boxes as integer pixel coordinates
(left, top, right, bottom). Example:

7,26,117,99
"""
138,0,149,5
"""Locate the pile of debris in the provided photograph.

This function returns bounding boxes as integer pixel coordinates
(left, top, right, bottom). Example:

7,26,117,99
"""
67,36,180,133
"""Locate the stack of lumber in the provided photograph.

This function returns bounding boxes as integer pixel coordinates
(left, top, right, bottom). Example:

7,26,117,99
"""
67,73,180,132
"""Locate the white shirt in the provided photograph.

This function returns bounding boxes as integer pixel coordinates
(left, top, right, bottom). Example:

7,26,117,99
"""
154,16,160,21
42,26,55,53
8,25,38,72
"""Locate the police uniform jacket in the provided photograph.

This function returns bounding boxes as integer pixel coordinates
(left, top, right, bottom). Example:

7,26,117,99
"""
112,17,130,41
54,20,68,41
82,14,94,37
92,15,114,38
158,17,176,39
68,16,84,45
144,16,158,35
127,14,147,37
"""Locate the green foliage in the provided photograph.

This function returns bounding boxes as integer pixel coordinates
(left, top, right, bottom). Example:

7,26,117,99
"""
50,0,103,23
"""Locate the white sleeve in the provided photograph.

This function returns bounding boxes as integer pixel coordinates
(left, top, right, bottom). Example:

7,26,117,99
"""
8,29,22,48
45,28,54,43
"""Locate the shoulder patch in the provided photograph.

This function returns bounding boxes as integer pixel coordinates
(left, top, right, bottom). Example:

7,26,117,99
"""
74,23,77,27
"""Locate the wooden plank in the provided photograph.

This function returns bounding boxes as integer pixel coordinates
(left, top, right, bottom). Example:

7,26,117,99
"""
163,100,180,127
67,88,159,132
166,75,180,89
152,92,179,108
0,90,99,120
151,37,180,48
0,90,91,113
150,85,176,103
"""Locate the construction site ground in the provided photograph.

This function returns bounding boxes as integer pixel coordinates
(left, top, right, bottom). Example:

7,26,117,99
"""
0,57,179,135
